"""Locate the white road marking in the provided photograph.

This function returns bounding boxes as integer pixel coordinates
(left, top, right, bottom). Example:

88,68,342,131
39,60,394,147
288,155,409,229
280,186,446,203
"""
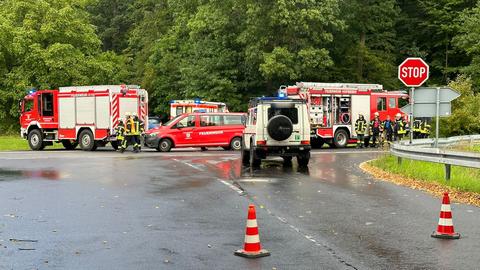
218,179,244,195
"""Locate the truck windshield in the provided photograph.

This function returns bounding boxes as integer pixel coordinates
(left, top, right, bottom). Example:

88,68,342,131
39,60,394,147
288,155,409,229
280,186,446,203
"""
23,99,34,112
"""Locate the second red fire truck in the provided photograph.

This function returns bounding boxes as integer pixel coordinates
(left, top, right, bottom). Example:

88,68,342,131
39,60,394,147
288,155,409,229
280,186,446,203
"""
282,82,409,148
20,85,148,151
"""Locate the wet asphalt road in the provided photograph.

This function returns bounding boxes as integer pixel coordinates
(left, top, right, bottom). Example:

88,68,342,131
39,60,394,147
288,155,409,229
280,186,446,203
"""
0,148,479,270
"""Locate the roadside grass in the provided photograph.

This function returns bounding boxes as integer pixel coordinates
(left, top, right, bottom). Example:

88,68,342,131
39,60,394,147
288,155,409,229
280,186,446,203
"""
370,154,480,193
0,136,63,151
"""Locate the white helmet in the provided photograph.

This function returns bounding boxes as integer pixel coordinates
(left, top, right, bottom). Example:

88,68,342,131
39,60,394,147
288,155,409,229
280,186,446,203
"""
125,112,131,117
132,112,137,117
396,113,401,118
374,112,380,117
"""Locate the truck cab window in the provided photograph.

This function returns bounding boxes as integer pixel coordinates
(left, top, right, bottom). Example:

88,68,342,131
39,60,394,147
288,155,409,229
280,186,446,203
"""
389,98,396,109
24,99,33,112
376,97,387,111
42,93,54,116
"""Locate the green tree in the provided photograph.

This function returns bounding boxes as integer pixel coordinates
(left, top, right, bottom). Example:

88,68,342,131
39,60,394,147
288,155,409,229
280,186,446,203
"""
0,0,127,132
440,75,480,136
87,0,135,53
453,1,480,87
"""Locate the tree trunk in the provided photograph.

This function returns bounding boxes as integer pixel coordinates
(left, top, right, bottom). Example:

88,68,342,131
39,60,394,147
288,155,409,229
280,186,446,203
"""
357,32,366,81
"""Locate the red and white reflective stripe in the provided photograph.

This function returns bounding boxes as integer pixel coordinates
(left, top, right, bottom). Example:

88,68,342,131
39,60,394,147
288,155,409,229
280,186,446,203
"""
440,204,451,212
246,219,257,228
438,218,453,226
140,102,147,120
112,94,120,127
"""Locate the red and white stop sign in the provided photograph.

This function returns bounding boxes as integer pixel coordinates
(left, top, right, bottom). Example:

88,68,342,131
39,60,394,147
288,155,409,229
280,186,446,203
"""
398,58,429,87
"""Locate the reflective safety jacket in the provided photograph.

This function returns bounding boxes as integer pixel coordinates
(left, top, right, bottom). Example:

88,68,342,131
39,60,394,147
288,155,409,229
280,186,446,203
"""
115,124,125,140
126,117,144,136
413,120,421,132
355,118,367,135
395,119,407,134
420,122,431,135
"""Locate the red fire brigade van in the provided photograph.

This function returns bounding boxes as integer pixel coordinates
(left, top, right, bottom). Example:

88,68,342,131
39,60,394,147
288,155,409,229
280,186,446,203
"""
19,85,148,151
144,112,245,152
282,82,409,148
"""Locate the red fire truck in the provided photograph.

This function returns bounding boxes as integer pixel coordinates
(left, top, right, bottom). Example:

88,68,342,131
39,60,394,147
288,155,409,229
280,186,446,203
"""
169,99,228,118
282,82,409,148
19,85,148,151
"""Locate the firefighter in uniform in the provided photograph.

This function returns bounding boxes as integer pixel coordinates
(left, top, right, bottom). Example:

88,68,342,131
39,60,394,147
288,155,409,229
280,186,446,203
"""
382,115,394,145
394,113,407,141
370,112,382,147
131,113,144,153
412,119,422,139
420,120,431,138
122,112,133,153
355,114,367,148
115,119,125,152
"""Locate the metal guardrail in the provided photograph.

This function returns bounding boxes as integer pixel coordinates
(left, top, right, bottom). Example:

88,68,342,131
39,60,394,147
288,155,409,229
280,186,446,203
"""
390,135,480,180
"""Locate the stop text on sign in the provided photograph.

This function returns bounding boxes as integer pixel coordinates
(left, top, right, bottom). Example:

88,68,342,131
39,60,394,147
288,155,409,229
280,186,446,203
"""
400,66,427,78
398,58,429,87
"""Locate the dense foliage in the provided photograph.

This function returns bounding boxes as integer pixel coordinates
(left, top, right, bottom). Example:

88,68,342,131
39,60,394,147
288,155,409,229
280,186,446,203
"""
1,0,480,135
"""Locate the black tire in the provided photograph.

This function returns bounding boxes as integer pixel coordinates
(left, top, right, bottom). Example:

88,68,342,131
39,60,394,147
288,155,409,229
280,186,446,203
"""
230,137,242,151
249,147,261,167
28,129,44,151
333,129,349,148
61,140,78,150
222,146,231,150
79,129,95,151
267,115,293,141
283,156,293,166
158,138,173,152
111,141,119,151
201,147,207,151
297,151,310,167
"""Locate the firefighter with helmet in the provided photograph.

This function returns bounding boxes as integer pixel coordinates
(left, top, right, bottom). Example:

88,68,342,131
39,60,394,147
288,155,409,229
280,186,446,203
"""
394,113,407,141
131,112,144,153
370,112,382,147
115,119,126,152
121,112,133,153
355,114,367,148
420,120,431,138
412,119,422,139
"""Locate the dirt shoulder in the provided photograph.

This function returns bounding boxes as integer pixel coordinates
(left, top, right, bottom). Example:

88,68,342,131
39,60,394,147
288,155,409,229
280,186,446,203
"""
360,160,480,207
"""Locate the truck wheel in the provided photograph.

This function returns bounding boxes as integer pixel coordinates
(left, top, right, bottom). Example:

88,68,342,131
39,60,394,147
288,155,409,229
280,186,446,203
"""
158,139,172,152
62,140,78,150
230,137,242,151
297,151,310,167
249,147,261,167
333,129,348,148
28,129,44,151
311,137,324,149
79,130,95,151
282,156,293,166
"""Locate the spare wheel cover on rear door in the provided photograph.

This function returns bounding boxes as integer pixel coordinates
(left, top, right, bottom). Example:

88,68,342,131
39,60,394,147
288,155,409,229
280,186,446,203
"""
267,115,293,141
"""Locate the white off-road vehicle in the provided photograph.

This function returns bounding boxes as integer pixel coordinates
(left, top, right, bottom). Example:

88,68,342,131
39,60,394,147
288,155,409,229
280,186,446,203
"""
241,97,311,167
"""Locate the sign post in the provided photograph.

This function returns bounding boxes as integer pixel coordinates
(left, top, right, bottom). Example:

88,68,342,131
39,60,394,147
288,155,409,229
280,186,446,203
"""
398,58,430,144
435,87,441,148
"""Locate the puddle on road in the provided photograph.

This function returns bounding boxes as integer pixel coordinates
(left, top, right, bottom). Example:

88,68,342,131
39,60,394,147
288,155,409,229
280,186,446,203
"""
0,169,62,181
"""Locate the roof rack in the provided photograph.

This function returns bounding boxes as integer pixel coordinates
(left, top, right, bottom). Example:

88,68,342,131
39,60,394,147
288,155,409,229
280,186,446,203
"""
297,82,383,91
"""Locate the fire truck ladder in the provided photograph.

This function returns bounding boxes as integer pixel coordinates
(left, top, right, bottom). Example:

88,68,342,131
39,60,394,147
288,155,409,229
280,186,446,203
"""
296,82,383,91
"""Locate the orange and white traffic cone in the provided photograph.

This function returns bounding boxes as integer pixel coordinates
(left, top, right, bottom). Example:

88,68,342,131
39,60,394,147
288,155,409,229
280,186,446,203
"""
431,192,460,239
234,204,270,258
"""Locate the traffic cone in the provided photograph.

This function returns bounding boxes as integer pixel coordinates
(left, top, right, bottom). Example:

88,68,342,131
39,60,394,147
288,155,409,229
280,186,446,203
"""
234,204,270,258
431,192,460,239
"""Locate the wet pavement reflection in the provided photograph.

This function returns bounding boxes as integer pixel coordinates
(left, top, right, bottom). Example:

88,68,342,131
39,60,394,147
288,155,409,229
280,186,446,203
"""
0,168,62,181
